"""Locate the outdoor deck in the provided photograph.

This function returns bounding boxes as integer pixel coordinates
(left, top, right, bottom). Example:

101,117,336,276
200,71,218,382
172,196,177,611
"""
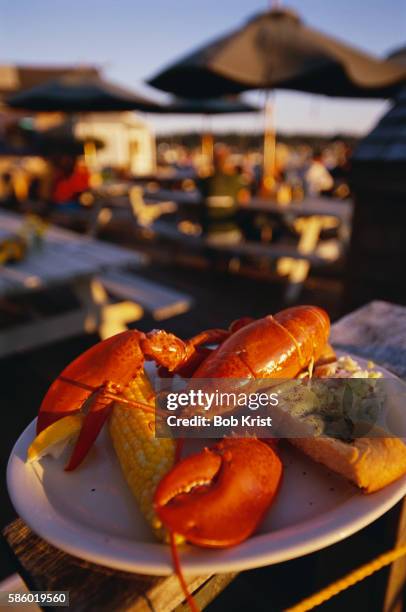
0,263,400,611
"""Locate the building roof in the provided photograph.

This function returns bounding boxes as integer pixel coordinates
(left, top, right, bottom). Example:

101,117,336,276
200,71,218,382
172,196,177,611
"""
0,64,99,97
353,88,406,162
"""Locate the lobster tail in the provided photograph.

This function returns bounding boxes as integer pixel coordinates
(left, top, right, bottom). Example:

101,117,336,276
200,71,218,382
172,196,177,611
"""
274,305,330,371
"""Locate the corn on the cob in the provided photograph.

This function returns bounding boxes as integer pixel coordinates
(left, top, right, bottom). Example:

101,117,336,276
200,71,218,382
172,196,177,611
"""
109,371,175,540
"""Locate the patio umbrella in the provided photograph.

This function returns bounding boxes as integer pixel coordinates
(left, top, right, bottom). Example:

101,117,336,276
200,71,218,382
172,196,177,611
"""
162,97,258,114
161,96,259,161
387,46,406,67
6,72,163,113
148,8,406,99
149,8,406,191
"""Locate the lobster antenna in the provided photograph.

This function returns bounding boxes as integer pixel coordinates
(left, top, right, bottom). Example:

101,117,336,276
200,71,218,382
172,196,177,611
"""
58,375,159,416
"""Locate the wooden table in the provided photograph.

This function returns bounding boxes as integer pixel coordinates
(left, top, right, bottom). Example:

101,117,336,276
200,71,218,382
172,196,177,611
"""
143,188,353,222
143,189,352,301
134,168,197,187
0,211,145,356
2,300,405,611
328,300,406,612
81,188,352,304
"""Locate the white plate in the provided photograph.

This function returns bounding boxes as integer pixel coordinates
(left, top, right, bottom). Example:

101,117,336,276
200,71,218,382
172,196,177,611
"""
7,356,406,575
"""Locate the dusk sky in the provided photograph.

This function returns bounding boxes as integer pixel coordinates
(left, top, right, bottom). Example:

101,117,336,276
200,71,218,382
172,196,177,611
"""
1,0,405,136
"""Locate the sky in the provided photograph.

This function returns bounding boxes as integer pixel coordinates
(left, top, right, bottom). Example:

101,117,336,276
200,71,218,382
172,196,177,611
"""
1,0,405,136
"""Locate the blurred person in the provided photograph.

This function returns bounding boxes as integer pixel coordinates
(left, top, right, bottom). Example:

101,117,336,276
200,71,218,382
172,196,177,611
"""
251,158,263,196
174,147,195,171
304,149,334,196
275,143,290,178
0,172,16,206
197,144,250,246
51,155,75,204
70,159,91,193
284,150,305,202
9,161,30,202
51,156,90,209
329,142,352,198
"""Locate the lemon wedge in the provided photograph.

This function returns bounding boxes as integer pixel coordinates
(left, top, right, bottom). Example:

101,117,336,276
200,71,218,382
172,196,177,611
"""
27,414,84,463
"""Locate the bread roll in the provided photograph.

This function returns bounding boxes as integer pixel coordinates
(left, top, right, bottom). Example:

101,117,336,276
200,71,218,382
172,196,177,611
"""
290,429,406,493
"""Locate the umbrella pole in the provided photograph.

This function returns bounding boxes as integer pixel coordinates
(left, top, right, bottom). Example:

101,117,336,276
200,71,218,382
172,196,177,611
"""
201,114,214,168
201,132,214,163
262,92,276,197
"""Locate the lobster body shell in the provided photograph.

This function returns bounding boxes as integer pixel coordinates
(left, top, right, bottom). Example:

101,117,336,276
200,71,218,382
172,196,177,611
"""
192,306,330,380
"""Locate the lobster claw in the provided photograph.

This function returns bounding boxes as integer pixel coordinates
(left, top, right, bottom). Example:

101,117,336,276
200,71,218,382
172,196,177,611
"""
37,330,146,434
36,328,200,470
154,438,282,548
36,330,147,470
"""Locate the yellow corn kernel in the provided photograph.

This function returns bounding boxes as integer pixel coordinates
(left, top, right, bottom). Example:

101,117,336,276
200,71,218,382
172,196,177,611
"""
109,372,175,540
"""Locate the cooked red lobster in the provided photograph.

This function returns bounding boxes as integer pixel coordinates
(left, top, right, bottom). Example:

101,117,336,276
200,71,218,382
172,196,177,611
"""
37,305,330,548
